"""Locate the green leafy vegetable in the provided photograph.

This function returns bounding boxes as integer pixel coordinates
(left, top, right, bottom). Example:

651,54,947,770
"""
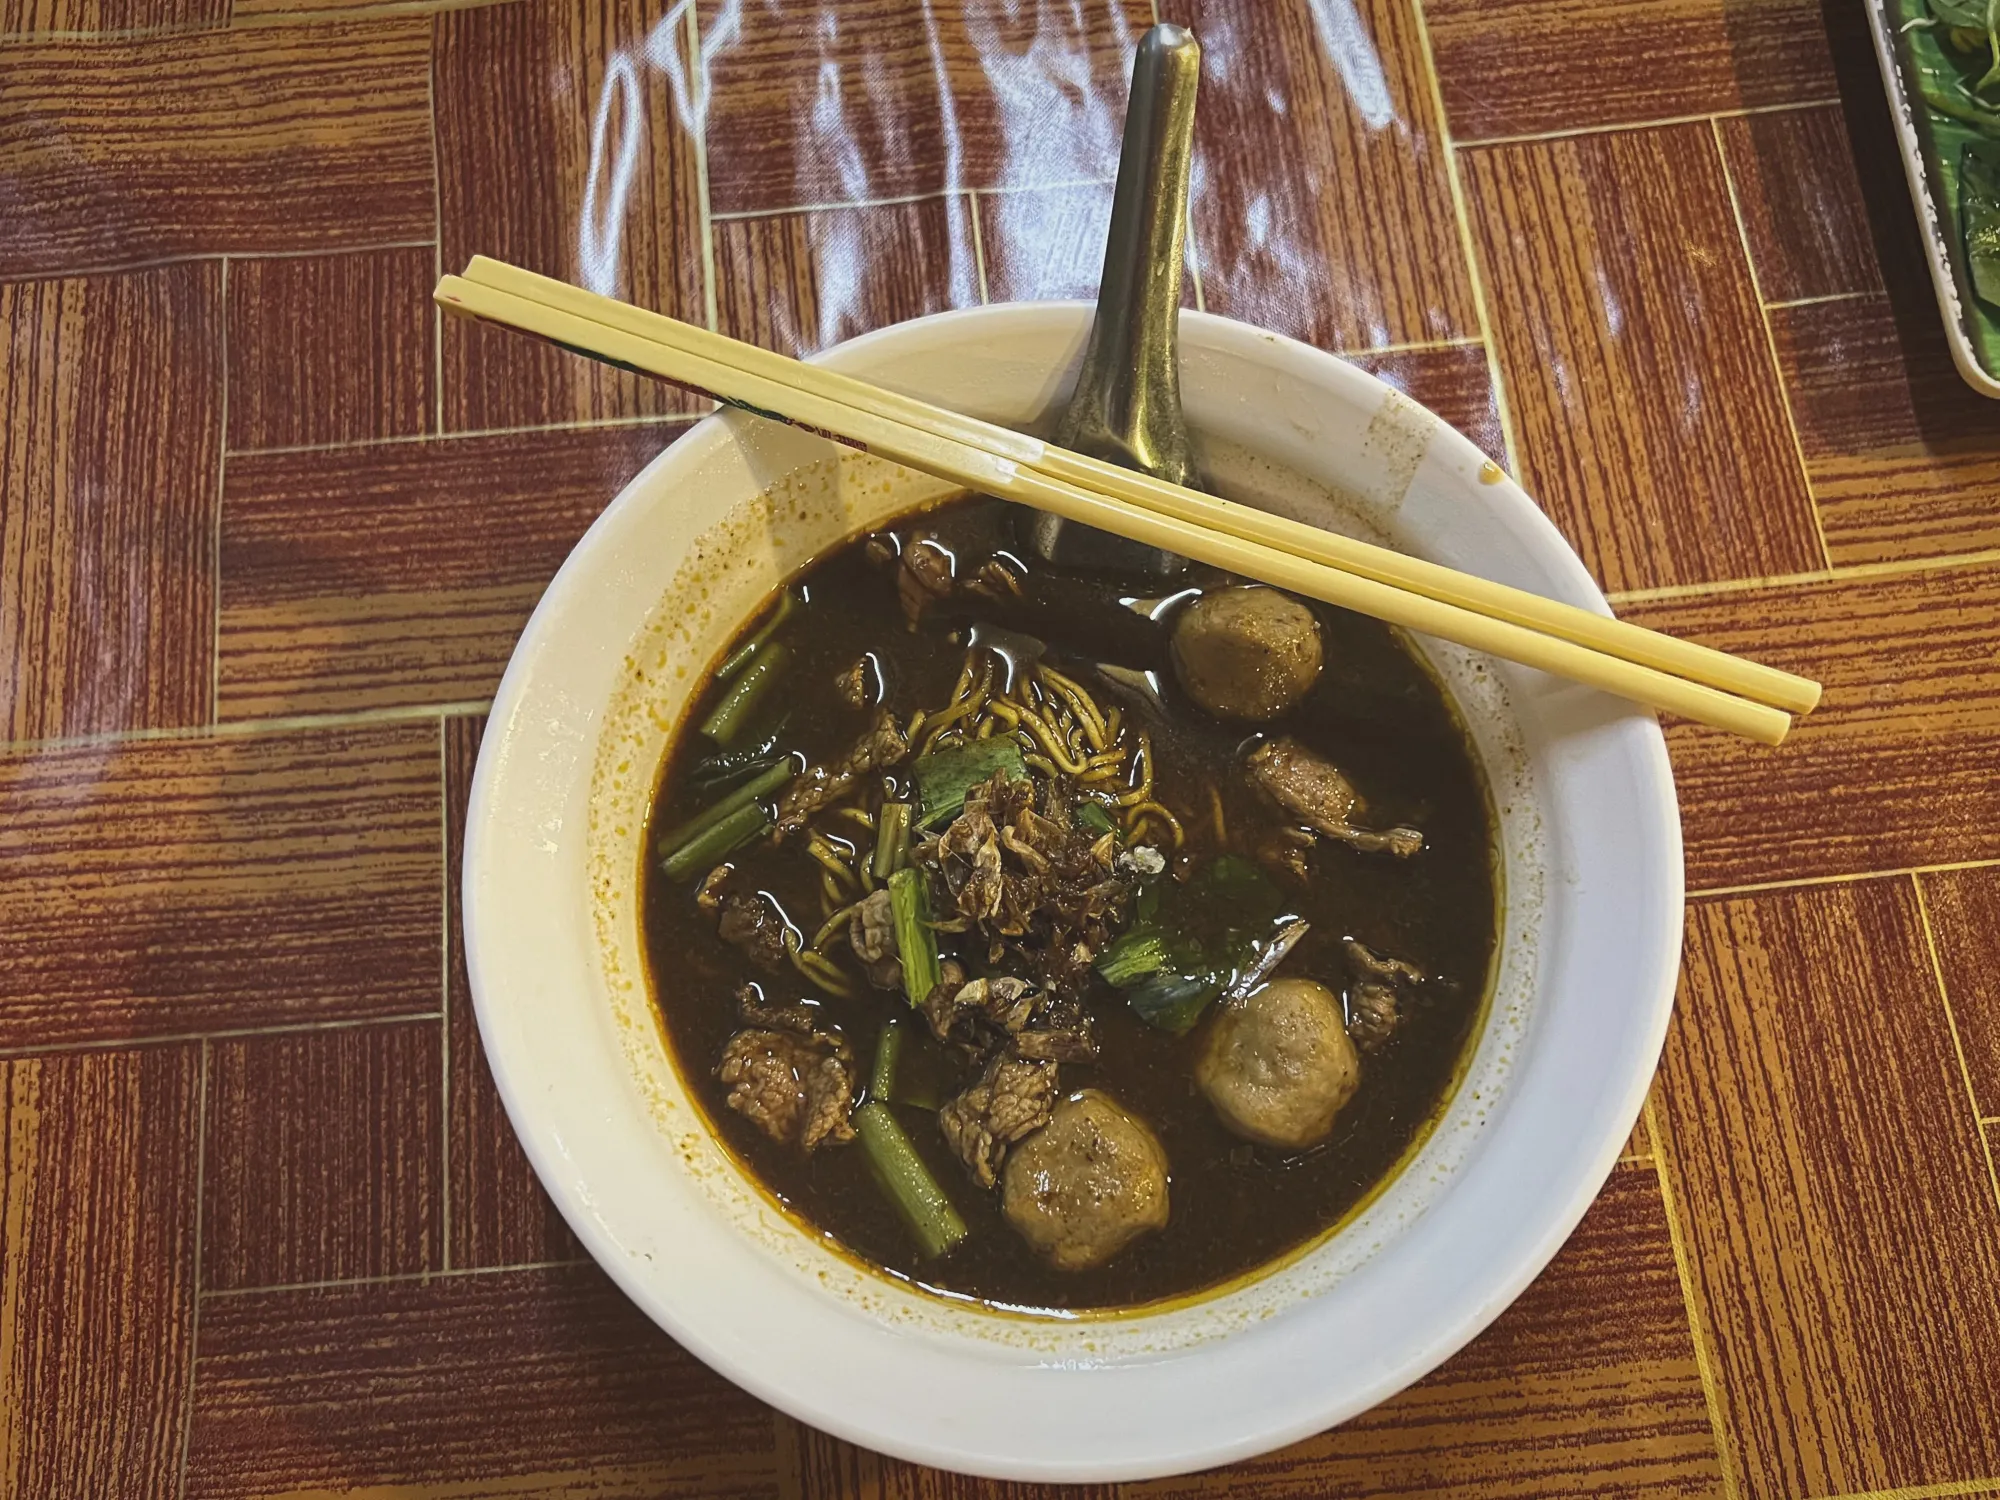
1096,856,1292,1035
1900,0,2000,374
889,867,940,1006
911,738,1026,828
1096,931,1171,988
1929,0,2000,87
1072,801,1117,840
700,642,790,745
655,761,793,876
854,1103,968,1258
1126,969,1231,1036
1910,43,2000,131
1965,140,2000,303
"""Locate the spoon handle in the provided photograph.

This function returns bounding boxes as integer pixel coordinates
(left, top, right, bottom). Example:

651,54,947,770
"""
1025,22,1202,574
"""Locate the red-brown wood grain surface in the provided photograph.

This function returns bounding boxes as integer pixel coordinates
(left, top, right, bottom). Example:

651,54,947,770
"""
3,0,1997,1494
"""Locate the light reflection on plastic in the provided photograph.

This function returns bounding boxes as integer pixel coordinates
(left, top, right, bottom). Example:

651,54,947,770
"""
581,51,645,297
1305,0,1395,132
964,3,1137,195
1595,266,1624,340
578,0,742,298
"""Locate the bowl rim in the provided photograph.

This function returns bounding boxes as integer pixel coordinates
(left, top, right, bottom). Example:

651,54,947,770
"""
463,299,1684,1480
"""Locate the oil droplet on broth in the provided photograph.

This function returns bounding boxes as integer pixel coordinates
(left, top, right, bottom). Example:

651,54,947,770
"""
1478,459,1506,485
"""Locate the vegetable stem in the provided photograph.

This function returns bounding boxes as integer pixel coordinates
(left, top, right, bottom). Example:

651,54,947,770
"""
888,867,941,1006
870,1019,903,1102
701,642,791,745
872,802,912,879
659,801,771,881
655,761,794,865
854,1102,968,1259
716,590,797,682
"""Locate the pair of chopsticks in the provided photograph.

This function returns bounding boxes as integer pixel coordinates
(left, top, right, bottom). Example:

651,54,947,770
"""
434,256,1819,745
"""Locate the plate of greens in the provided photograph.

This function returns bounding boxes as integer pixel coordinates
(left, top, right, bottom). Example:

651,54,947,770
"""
1872,0,2000,394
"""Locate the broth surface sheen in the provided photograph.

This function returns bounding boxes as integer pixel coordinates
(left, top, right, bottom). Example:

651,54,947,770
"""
642,496,1497,1312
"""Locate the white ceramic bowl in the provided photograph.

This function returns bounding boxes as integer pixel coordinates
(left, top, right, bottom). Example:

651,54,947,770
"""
461,303,1683,1482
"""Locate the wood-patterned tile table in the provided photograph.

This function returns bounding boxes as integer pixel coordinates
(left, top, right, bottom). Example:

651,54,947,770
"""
3,0,1996,1494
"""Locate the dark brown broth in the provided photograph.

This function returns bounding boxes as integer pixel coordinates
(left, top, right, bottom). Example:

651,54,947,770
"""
642,496,1497,1311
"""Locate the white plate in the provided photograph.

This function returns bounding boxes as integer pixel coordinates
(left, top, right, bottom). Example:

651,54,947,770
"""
461,303,1683,1482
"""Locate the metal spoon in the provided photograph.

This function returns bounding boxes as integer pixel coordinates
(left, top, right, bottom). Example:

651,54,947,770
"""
1020,22,1203,577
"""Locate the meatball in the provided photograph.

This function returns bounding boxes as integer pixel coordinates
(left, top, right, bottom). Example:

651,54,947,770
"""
1195,978,1359,1151
1170,587,1322,722
1000,1090,1170,1271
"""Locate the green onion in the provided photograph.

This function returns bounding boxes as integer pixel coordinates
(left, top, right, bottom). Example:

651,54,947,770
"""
854,1102,968,1259
655,761,794,863
888,867,940,1006
701,642,790,745
659,801,770,881
911,738,1026,828
1072,801,1117,840
715,590,797,682
870,1019,903,1102
872,802,912,880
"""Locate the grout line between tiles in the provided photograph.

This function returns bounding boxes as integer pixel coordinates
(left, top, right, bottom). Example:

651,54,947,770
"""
1691,860,2000,900
1811,1482,2000,1500
1,15,220,41
0,243,441,288
709,177,1118,223
1708,117,1831,571
211,256,228,728
229,0,527,29
978,175,1119,201
711,187,956,222
1402,0,1521,473
438,721,452,1272
203,241,441,261
1350,334,1486,358
687,0,720,334
1912,878,2000,1216
967,190,991,304
196,1257,585,1302
1459,97,1843,151
174,1039,209,1500
1643,1092,1745,1500
1607,546,2000,605
224,410,701,461
0,1013,446,1063
1767,290,1876,311
1,700,490,757
430,18,446,436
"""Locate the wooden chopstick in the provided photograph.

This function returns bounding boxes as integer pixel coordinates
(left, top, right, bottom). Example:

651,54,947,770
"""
456,256,1820,720
435,266,1801,746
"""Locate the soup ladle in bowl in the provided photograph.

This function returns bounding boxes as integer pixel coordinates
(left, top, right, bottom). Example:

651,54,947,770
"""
1019,22,1202,578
